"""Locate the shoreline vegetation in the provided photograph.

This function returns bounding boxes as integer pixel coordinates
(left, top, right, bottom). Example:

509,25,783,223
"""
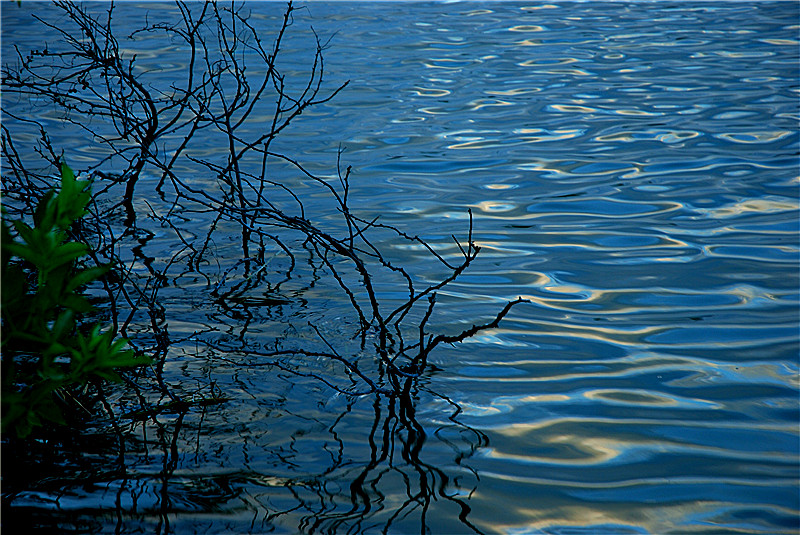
2,1,525,442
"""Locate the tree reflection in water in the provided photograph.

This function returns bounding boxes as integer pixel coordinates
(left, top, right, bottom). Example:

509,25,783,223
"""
1,233,494,533
76,383,489,534
1,2,521,532
302,391,487,534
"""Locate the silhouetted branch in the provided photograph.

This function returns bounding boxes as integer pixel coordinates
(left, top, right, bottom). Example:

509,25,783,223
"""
2,0,527,403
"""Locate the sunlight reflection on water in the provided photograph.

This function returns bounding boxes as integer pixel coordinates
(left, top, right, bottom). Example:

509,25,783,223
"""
2,0,798,533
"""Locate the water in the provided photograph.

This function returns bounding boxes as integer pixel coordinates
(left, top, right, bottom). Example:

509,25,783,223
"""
2,2,799,534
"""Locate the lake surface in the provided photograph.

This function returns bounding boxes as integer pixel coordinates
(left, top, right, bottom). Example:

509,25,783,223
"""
2,2,799,534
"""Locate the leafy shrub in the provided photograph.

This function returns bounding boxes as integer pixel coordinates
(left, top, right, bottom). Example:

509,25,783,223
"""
1,161,149,438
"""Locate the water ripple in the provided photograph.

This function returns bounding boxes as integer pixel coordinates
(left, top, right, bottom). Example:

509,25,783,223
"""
5,1,797,533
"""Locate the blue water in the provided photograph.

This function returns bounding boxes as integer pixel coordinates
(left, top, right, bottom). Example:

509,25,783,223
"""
2,2,798,534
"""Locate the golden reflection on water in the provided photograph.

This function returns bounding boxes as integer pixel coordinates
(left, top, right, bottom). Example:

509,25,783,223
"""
509,25,546,33
394,3,795,531
594,130,701,143
472,200,518,212
453,353,719,388
548,104,597,113
760,38,800,45
515,38,550,47
467,98,514,111
520,501,796,535
612,108,662,116
485,434,624,466
4,1,797,533
478,501,761,535
440,126,584,149
520,4,559,10
463,8,493,17
410,86,451,97
584,388,682,407
482,183,517,190
485,87,541,96
714,130,793,143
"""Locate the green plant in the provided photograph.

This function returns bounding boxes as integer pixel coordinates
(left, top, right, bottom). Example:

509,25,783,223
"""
1,161,149,438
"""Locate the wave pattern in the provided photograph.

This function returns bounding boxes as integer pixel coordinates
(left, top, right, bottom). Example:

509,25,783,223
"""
4,1,798,534
312,2,799,533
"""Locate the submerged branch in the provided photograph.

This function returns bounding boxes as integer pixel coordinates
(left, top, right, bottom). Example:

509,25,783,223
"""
1,0,528,404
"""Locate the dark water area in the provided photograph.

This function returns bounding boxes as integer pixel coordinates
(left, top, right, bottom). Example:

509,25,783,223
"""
2,1,799,534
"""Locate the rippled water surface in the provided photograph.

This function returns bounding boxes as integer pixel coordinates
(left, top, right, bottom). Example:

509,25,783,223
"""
3,2,799,534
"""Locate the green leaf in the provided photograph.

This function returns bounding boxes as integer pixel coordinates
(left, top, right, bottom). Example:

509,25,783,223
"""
1,159,148,439
54,162,92,227
66,325,148,385
52,310,76,340
60,161,76,182
10,220,36,247
65,265,110,293
33,189,56,230
49,241,89,269
7,223,69,272
61,293,93,313
3,241,45,270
